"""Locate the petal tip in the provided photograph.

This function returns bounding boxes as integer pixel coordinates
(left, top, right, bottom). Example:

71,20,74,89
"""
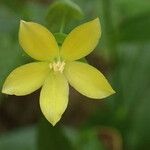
94,17,100,21
2,86,13,95
20,20,30,28
49,117,61,126
112,89,116,94
93,17,100,24
1,87,6,94
91,17,101,37
20,20,27,25
110,88,116,95
20,20,28,29
51,121,57,126
105,88,116,98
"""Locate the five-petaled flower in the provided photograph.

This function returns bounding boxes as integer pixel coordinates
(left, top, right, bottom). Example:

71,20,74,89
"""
2,18,115,126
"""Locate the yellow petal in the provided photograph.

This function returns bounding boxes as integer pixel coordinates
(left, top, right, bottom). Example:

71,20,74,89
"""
60,18,101,61
64,61,115,99
40,72,69,126
19,20,59,61
2,62,50,96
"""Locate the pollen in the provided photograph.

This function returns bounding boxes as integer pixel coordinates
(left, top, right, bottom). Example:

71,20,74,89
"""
49,61,65,73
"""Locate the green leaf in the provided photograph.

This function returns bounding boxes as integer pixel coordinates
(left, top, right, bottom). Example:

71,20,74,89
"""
54,33,67,46
46,0,84,32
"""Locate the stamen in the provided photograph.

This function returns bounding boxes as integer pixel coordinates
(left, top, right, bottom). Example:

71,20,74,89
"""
49,61,65,73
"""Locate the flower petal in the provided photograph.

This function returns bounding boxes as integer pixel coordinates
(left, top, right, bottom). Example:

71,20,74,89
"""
60,18,101,61
40,72,69,126
19,20,59,61
2,62,50,96
64,61,115,99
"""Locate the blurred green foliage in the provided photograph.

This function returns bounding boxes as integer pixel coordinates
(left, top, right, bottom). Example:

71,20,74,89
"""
0,127,36,150
46,0,83,33
0,0,150,150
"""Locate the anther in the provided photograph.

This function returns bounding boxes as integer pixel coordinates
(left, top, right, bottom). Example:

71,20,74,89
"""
49,61,65,73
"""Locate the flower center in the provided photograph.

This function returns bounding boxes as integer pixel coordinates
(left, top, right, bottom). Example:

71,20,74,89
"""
49,61,65,73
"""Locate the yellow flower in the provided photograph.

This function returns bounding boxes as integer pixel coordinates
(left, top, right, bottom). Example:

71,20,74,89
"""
2,18,115,126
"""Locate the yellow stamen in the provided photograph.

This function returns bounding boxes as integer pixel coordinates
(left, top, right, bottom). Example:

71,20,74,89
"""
49,61,65,73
